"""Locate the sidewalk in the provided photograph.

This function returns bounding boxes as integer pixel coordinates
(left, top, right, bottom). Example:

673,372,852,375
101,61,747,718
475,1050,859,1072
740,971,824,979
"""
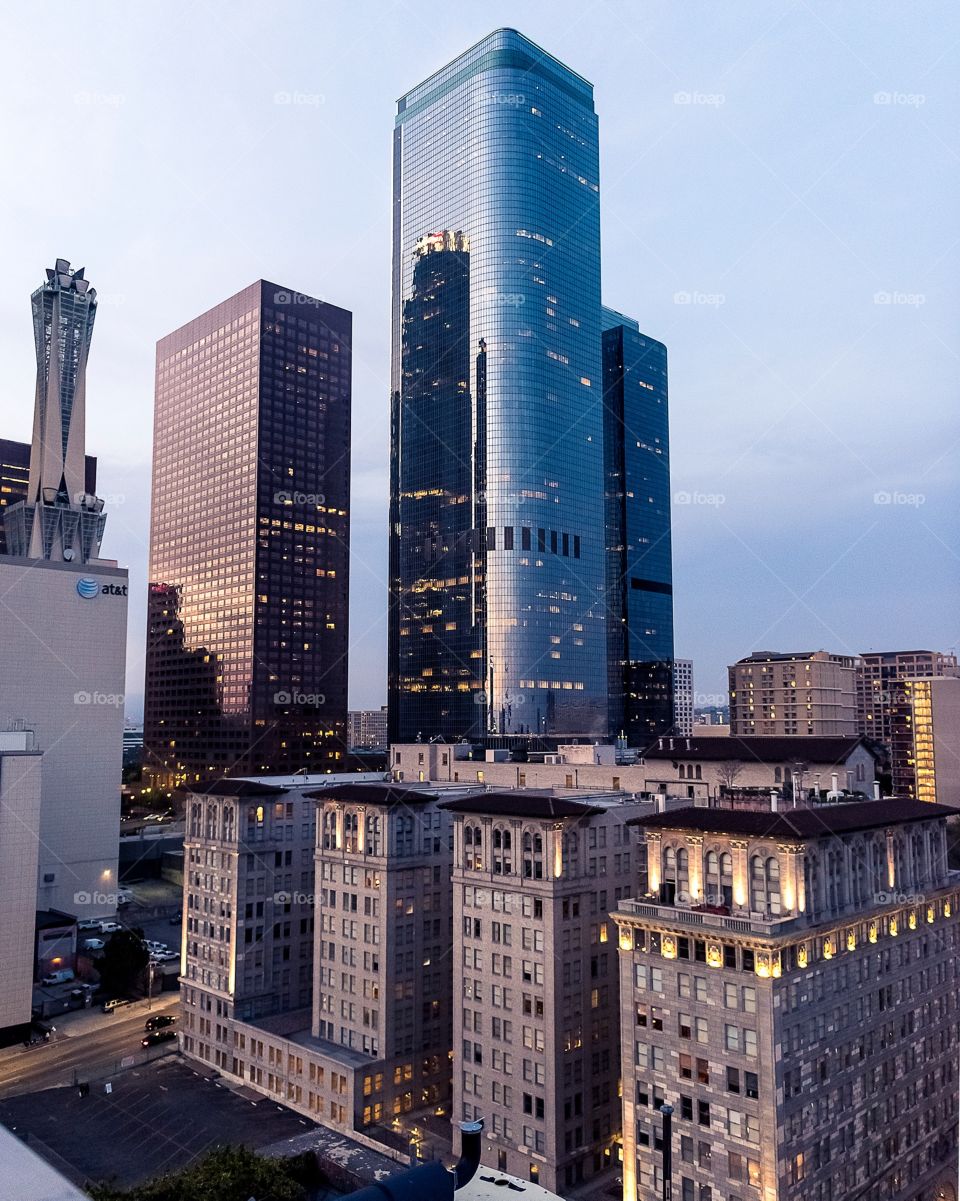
0,992,180,1064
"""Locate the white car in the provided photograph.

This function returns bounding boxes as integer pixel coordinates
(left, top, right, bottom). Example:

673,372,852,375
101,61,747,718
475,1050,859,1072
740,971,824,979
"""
99,920,123,934
151,949,178,962
77,918,101,932
144,940,167,953
83,937,105,951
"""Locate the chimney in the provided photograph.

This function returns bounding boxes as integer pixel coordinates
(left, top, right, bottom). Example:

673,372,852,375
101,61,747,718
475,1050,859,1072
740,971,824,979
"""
873,780,881,800
655,793,667,813
770,790,779,812
831,772,839,793
685,738,691,751
668,738,674,751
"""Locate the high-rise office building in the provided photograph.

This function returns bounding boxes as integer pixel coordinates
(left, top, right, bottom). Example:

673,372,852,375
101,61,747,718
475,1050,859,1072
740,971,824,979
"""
143,282,351,791
347,706,388,750
0,260,126,919
0,438,96,556
672,659,694,738
729,651,858,737
857,650,959,797
616,800,960,1201
900,675,960,806
388,29,608,743
601,309,674,744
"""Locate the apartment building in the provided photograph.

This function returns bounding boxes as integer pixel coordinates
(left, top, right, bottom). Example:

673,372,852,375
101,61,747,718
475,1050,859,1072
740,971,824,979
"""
616,799,960,1201
180,775,473,1159
443,790,644,1196
729,651,858,737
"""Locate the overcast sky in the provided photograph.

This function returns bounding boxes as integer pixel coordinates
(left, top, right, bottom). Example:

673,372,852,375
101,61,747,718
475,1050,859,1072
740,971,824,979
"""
1,1,956,718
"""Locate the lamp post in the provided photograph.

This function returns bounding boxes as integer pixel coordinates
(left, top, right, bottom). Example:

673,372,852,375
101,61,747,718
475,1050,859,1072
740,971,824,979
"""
659,1103,674,1201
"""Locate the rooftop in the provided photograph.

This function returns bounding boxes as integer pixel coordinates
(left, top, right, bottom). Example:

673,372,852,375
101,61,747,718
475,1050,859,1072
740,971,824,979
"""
305,781,451,806
640,735,875,764
440,790,610,819
631,798,958,839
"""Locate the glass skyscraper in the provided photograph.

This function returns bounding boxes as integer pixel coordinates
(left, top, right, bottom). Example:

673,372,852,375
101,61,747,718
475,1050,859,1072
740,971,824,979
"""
601,308,674,744
143,281,351,791
389,29,608,743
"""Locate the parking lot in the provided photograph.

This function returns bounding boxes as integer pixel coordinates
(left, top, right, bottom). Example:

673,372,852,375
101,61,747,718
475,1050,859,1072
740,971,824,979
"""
0,1057,315,1189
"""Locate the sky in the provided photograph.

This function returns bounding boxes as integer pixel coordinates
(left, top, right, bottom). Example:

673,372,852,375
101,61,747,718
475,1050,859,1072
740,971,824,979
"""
0,0,956,719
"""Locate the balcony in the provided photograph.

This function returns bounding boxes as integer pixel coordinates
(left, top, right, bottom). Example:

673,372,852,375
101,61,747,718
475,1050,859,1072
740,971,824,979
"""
616,896,803,938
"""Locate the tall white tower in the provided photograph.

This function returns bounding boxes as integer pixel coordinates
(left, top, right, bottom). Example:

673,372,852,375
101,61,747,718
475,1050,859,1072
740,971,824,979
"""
3,258,106,563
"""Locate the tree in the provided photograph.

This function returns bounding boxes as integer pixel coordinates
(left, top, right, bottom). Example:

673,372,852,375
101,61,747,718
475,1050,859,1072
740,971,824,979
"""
715,760,744,792
88,1145,312,1201
97,928,149,997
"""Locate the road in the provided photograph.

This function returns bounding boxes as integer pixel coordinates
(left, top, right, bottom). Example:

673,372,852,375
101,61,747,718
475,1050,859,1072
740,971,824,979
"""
0,994,180,1098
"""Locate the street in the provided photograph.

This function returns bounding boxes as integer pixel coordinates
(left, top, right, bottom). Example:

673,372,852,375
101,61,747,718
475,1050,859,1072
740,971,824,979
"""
0,994,180,1098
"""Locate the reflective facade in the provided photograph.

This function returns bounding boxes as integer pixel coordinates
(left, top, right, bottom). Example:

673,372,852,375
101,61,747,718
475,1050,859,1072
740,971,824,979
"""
602,309,674,744
389,29,607,743
144,281,351,791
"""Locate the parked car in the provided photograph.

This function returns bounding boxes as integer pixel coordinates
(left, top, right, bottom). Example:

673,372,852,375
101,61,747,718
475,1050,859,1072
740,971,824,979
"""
77,918,101,931
82,938,105,951
144,1014,176,1032
102,997,132,1014
151,950,178,962
41,969,74,986
143,940,167,953
98,920,123,934
141,1028,177,1047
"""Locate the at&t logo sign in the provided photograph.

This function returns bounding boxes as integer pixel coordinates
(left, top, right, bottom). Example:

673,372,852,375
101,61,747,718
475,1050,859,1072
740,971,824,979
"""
77,577,100,599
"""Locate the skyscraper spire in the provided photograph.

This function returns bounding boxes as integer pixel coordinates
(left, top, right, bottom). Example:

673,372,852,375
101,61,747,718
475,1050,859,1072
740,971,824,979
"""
3,258,106,562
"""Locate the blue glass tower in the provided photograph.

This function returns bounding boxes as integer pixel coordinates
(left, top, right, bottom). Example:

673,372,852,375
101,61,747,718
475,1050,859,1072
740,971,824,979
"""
602,307,674,743
389,29,607,742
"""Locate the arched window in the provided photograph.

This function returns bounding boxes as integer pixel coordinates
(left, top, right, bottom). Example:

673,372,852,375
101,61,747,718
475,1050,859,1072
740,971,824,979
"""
321,808,337,850
750,855,766,911
223,804,234,842
205,803,217,840
767,856,781,915
774,767,782,783
871,840,885,894
676,848,690,901
190,802,202,838
522,830,544,879
464,824,483,870
704,850,732,907
563,830,579,875
695,765,702,780
493,827,512,875
346,807,360,855
365,813,381,856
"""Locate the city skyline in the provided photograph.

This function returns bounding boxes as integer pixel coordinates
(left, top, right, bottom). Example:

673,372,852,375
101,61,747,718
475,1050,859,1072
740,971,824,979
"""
0,3,956,716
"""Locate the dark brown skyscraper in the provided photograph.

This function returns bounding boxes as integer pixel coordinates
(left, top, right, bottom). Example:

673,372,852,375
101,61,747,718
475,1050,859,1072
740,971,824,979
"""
143,281,351,792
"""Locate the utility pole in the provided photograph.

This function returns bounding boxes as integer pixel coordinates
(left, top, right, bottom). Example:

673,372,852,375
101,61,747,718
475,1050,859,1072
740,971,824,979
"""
660,1103,674,1201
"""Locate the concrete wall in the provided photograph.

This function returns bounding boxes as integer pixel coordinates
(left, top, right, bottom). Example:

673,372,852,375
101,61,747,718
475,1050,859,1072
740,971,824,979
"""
0,749,42,1036
0,557,126,917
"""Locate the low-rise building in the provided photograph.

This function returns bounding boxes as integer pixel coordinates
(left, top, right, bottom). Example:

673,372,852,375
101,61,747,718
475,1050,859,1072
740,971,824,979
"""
0,732,42,1044
389,737,880,805
442,789,643,1196
615,798,960,1201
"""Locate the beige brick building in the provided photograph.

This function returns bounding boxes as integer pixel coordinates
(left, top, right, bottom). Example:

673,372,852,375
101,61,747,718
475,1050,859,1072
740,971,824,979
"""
729,651,858,738
443,790,643,1195
615,799,960,1201
179,776,476,1161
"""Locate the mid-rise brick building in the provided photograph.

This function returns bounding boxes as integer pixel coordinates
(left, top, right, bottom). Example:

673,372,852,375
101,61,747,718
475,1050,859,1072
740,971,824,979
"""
615,799,960,1201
